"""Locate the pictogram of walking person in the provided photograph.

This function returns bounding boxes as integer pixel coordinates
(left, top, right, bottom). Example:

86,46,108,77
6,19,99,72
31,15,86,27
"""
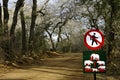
90,33,98,45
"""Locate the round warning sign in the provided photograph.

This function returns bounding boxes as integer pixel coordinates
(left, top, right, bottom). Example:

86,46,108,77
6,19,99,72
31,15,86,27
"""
84,29,104,50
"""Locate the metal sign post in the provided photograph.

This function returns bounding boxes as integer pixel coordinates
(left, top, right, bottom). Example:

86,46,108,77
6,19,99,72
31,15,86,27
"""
94,73,96,80
93,60,97,80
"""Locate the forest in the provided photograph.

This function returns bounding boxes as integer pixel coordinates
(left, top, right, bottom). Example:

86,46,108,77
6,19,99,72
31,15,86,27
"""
0,0,120,80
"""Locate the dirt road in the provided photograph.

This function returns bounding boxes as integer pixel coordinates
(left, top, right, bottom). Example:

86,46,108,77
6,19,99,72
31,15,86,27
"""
0,53,109,80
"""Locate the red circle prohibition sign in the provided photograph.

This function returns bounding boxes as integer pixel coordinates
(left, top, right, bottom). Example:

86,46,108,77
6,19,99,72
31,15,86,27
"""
84,29,104,50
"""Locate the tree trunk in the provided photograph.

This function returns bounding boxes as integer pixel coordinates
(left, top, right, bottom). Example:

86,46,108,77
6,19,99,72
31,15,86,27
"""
49,34,56,51
56,26,62,49
10,0,24,53
28,0,37,53
20,8,27,55
10,0,24,37
56,18,68,50
0,3,2,31
107,0,115,56
3,0,9,35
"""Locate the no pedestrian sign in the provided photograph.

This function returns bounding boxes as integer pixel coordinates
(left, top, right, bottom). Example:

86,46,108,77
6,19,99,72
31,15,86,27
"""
84,29,104,50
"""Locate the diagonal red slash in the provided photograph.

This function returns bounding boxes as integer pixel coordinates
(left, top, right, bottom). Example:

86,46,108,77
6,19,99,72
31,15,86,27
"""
88,33,102,45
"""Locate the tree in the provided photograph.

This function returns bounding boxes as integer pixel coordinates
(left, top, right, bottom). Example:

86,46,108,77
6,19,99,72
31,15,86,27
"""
10,0,24,52
20,8,27,55
43,1,75,51
28,0,37,54
44,15,69,51
10,0,24,37
106,0,120,56
0,3,2,32
79,0,120,56
3,0,9,35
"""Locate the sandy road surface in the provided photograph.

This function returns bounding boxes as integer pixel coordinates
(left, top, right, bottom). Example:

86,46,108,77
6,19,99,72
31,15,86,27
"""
0,53,109,80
